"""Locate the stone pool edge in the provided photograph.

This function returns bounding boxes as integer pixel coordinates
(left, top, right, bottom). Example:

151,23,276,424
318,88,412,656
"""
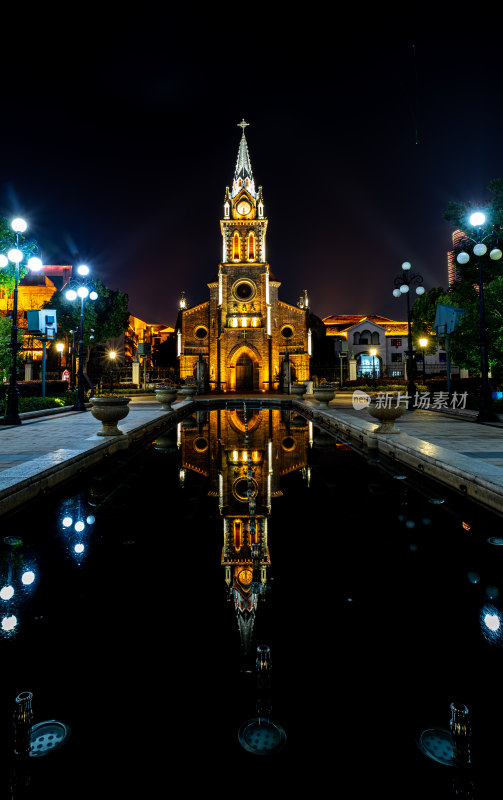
294,399,503,515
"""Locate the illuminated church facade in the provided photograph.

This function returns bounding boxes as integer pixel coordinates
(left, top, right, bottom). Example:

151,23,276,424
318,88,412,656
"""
178,121,311,391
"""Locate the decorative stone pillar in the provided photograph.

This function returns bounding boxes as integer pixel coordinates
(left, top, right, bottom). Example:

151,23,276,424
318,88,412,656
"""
24,357,33,382
349,358,357,381
132,357,140,387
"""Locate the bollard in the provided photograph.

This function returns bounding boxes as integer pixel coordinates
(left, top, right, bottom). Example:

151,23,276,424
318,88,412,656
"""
450,701,472,769
13,692,33,758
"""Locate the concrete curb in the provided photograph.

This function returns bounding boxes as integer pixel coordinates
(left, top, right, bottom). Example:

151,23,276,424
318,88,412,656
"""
293,399,503,515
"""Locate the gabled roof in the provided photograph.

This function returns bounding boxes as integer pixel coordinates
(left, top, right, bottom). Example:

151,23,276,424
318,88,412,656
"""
323,314,409,336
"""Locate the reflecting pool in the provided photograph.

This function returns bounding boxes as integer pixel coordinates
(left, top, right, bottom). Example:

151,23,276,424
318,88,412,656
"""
1,404,503,798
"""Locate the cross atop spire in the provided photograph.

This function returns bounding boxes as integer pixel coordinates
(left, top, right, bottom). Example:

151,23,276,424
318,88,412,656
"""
233,119,255,198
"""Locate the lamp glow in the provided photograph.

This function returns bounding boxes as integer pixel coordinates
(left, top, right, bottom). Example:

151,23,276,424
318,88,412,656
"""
74,521,85,533
77,286,89,299
415,286,425,295
393,288,401,297
457,252,470,264
484,613,500,631
74,543,85,554
11,218,27,233
402,262,411,271
27,256,43,271
470,212,486,227
400,284,409,293
0,254,8,268
62,516,73,527
89,291,98,300
0,585,14,601
8,248,22,264
419,338,428,347
56,343,64,353
21,571,35,586
2,615,17,631
490,248,503,260
473,243,487,257
66,289,77,301
77,265,89,276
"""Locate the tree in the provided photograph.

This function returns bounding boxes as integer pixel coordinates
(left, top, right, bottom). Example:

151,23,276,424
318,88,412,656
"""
42,279,130,372
43,279,130,346
411,179,503,383
0,217,38,295
409,286,446,353
0,316,23,383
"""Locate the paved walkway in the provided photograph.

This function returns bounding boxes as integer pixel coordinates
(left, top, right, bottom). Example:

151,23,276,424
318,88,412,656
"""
1,392,503,516
329,393,503,467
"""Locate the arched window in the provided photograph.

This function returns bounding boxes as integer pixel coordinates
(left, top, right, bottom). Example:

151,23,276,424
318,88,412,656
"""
359,329,371,344
353,332,361,345
371,332,380,345
234,520,242,551
247,232,256,261
232,233,240,261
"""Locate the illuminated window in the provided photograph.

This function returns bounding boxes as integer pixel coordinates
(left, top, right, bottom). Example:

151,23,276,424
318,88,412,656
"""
247,233,256,261
241,317,248,327
233,233,240,261
234,520,242,550
231,317,238,328
252,317,258,327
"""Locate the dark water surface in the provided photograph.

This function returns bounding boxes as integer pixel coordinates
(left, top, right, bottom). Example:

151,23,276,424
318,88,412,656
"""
0,406,502,798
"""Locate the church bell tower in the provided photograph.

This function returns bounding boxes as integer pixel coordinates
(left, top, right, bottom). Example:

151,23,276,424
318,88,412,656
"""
178,121,311,392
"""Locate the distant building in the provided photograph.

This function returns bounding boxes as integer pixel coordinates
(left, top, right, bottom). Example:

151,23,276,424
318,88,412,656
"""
323,314,451,379
448,229,464,287
0,266,73,364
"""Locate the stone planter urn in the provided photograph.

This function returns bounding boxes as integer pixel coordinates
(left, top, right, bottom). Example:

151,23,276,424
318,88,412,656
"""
155,386,179,410
90,396,131,436
366,402,406,433
178,384,197,399
290,383,307,398
312,385,335,407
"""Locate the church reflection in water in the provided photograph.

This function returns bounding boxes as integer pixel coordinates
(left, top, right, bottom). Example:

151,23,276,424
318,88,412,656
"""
177,405,311,653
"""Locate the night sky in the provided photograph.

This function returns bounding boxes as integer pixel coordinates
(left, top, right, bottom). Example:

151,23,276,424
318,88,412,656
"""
1,10,501,327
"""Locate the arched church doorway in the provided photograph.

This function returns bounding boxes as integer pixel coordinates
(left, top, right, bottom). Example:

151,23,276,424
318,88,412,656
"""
236,353,254,391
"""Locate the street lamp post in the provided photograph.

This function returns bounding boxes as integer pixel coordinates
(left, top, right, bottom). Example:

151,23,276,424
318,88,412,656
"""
370,348,377,387
419,338,428,382
56,342,64,374
393,262,425,408
109,351,116,392
456,212,502,423
69,330,76,390
0,218,43,425
65,266,98,412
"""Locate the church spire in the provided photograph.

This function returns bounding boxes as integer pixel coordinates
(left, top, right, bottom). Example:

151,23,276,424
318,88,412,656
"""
232,119,256,198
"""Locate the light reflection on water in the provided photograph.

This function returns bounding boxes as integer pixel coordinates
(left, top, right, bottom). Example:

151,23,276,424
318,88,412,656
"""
1,405,503,795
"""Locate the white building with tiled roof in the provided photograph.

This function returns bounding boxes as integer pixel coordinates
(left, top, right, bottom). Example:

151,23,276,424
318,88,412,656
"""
323,314,450,380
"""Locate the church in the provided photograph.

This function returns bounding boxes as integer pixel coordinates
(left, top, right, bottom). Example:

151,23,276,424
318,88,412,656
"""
177,121,311,392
